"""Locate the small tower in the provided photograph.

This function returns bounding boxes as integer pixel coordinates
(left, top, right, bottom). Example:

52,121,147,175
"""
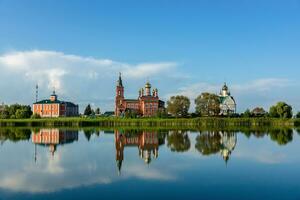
145,81,151,96
50,89,57,102
115,73,125,116
220,83,230,97
35,84,39,103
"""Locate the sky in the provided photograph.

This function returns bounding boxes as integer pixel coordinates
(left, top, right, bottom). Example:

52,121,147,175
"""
0,0,299,113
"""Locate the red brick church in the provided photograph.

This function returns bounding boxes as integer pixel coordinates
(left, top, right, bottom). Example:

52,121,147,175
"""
115,73,165,117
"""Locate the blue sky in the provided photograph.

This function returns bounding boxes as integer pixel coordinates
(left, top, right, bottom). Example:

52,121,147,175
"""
0,0,299,112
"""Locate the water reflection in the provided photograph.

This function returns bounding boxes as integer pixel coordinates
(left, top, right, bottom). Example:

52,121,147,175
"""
195,131,237,164
0,128,31,143
32,129,78,160
167,130,191,152
115,130,164,174
0,127,299,197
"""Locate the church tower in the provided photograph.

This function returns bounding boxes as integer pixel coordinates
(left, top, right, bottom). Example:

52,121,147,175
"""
115,73,124,116
145,81,151,96
220,83,230,97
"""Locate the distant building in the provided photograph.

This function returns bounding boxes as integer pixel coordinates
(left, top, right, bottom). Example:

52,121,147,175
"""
115,73,165,117
102,111,115,117
251,107,266,117
219,83,236,115
33,91,79,117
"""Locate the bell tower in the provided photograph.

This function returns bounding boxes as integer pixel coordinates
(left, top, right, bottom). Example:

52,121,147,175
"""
115,73,124,116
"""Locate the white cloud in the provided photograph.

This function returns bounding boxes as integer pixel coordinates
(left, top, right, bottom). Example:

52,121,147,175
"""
232,78,292,93
0,50,176,90
0,50,178,111
123,165,175,181
0,49,298,112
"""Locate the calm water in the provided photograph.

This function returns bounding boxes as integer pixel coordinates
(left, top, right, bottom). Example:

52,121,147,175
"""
0,128,300,200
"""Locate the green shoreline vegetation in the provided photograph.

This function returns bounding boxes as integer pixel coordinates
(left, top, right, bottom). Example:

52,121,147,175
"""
1,95,300,128
0,117,298,128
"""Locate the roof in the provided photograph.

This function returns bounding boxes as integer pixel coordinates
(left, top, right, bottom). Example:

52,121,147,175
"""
64,101,78,107
34,99,61,104
103,111,115,115
220,95,235,104
34,99,78,107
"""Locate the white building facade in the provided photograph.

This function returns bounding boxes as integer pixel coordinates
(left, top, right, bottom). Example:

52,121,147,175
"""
219,83,236,115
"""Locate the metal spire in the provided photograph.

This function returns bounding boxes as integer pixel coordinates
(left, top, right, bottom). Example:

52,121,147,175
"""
35,84,39,103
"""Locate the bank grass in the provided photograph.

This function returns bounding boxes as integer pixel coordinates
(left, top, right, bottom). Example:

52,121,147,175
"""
0,116,297,128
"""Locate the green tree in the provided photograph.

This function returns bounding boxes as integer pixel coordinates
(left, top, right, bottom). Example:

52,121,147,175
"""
269,105,279,118
195,93,220,116
95,107,101,115
31,113,41,119
0,107,9,119
0,104,32,119
15,106,32,119
84,104,92,116
295,112,300,119
16,109,27,119
124,109,138,118
167,131,191,152
269,102,293,118
156,109,168,118
242,109,252,118
167,95,190,117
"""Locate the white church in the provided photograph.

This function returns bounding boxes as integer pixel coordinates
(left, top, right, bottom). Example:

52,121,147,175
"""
219,83,236,115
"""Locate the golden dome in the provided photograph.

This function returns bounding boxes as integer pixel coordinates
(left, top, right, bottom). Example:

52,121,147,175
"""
145,81,151,88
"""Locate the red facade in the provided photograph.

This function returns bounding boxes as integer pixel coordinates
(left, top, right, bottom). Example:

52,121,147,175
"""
33,92,78,118
115,73,165,117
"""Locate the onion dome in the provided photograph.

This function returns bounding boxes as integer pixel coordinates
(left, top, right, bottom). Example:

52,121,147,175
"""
222,83,228,91
145,81,151,88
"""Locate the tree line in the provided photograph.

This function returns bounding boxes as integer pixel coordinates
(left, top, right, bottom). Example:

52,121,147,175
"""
0,94,298,119
165,93,297,119
0,104,32,119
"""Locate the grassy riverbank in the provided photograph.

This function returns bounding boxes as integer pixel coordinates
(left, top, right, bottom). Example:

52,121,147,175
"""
0,117,298,128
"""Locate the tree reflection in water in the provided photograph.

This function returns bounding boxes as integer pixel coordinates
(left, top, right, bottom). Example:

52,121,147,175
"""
269,128,293,145
195,131,237,164
0,127,297,167
0,128,31,143
167,130,191,152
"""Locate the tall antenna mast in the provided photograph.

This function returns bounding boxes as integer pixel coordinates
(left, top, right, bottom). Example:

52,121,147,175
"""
35,84,39,103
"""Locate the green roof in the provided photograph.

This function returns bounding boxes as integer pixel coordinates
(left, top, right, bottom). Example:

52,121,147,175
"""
34,99,77,107
34,99,61,104
220,96,235,104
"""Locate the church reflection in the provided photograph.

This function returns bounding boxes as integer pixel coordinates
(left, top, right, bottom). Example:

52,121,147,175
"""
115,130,165,174
195,131,237,164
32,129,78,161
